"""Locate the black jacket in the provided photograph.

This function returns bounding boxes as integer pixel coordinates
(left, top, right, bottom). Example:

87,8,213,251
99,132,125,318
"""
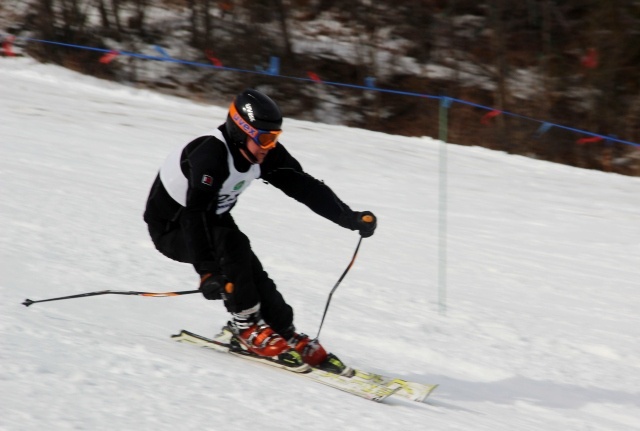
144,125,353,270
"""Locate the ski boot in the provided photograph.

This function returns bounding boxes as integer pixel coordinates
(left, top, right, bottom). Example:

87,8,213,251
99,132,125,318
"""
287,332,354,377
226,309,309,373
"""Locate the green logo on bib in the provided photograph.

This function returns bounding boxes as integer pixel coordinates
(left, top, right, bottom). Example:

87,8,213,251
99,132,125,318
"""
233,181,245,191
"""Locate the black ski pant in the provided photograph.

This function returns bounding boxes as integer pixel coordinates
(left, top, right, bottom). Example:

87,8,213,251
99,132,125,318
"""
146,214,294,335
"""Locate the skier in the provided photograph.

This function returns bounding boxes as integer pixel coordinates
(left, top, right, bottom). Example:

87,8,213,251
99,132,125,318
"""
144,89,376,373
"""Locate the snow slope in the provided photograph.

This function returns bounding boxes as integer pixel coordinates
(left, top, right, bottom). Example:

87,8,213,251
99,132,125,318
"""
1,57,639,431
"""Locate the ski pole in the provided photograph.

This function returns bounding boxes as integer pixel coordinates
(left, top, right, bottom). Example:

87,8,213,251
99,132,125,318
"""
22,289,200,307
315,235,364,340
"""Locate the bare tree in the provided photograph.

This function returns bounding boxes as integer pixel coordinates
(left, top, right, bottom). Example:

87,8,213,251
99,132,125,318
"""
487,0,509,152
274,0,294,61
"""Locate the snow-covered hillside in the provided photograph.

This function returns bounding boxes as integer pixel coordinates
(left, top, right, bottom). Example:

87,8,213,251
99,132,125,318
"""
1,57,639,430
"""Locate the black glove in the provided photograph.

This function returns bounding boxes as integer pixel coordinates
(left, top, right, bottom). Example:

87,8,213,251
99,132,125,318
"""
199,273,233,300
338,211,377,238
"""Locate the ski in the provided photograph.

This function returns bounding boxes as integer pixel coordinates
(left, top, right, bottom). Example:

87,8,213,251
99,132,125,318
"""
171,330,398,402
353,370,438,402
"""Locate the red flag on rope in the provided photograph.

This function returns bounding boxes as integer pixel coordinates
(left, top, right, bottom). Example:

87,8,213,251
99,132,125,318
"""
307,71,322,82
205,50,223,67
576,136,604,145
481,110,501,125
99,50,120,64
1,35,16,57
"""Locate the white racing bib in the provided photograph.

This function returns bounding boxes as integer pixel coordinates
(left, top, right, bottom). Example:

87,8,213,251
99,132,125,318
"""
159,129,260,214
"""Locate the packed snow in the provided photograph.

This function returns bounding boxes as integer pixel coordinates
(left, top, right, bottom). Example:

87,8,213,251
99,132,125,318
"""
1,57,639,430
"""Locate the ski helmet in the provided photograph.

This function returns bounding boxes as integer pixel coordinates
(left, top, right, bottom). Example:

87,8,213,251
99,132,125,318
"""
225,89,283,152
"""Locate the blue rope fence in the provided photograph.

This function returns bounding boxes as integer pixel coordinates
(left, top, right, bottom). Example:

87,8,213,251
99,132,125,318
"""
5,35,640,149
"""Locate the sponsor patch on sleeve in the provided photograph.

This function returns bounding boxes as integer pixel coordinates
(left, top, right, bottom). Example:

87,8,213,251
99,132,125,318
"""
201,174,213,186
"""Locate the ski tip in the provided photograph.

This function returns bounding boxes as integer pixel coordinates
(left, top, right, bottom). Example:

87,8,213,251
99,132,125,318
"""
170,329,189,339
22,299,34,307
415,384,439,403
